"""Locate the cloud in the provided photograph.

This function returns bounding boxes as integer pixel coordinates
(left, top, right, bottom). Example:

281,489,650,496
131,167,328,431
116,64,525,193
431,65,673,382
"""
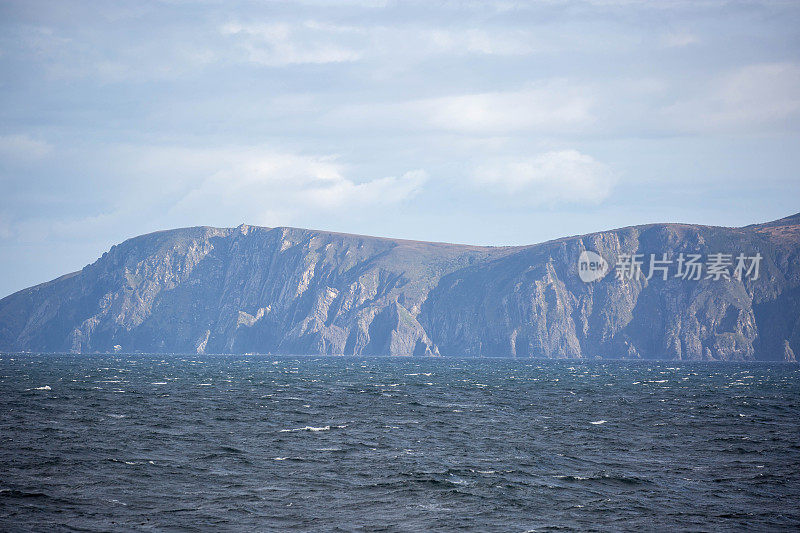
419,85,594,134
661,62,800,133
0,134,53,161
327,81,594,136
0,142,427,243
660,32,698,48
166,148,426,224
298,170,428,210
422,28,536,56
220,20,543,68
221,22,362,66
472,150,615,205
9,23,218,83
13,17,546,84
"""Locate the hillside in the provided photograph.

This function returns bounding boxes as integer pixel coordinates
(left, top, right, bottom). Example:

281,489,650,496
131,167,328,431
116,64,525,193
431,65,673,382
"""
1,214,799,360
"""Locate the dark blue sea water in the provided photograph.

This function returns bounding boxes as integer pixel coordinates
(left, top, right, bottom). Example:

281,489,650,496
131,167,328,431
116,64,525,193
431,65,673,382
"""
1,355,799,532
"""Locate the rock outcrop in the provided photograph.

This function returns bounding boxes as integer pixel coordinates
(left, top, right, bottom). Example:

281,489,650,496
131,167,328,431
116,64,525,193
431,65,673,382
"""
1,214,799,360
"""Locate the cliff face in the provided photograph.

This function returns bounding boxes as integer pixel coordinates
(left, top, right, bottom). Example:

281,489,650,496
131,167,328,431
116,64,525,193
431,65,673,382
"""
1,215,799,360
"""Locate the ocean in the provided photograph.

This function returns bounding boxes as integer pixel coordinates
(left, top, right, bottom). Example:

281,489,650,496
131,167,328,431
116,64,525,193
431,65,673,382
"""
1,354,798,531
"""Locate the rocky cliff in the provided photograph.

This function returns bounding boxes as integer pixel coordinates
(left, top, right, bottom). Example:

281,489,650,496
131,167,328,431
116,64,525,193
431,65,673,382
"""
1,214,799,360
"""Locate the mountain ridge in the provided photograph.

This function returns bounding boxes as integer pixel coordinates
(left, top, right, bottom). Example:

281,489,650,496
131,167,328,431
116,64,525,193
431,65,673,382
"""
1,214,799,360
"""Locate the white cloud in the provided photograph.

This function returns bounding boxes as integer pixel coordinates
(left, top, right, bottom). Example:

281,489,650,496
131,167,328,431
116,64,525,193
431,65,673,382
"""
13,24,218,83
0,134,52,161
472,150,615,205
220,20,544,68
661,62,800,133
0,143,427,243
221,22,362,66
419,85,594,134
139,146,427,226
717,63,800,121
424,28,536,56
327,82,594,136
660,32,698,48
298,170,428,210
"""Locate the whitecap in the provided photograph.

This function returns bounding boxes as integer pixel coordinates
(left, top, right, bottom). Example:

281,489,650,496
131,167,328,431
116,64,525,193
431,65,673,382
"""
32,385,51,390
590,420,607,425
151,382,168,385
279,425,331,432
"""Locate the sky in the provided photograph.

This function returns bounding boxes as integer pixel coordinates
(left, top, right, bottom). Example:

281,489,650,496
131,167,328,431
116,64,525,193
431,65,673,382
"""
1,0,799,297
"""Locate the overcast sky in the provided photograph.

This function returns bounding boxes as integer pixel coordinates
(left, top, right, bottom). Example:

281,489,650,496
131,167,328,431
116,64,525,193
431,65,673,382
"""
1,0,799,297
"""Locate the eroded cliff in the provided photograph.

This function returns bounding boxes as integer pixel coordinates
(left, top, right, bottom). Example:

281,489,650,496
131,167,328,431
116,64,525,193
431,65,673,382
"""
1,214,798,360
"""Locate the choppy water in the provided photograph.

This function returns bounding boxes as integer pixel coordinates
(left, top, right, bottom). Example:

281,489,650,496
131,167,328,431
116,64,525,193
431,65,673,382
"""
1,355,799,531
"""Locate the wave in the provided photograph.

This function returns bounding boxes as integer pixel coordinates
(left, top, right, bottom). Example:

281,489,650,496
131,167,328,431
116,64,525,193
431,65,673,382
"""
279,424,346,432
554,473,649,485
